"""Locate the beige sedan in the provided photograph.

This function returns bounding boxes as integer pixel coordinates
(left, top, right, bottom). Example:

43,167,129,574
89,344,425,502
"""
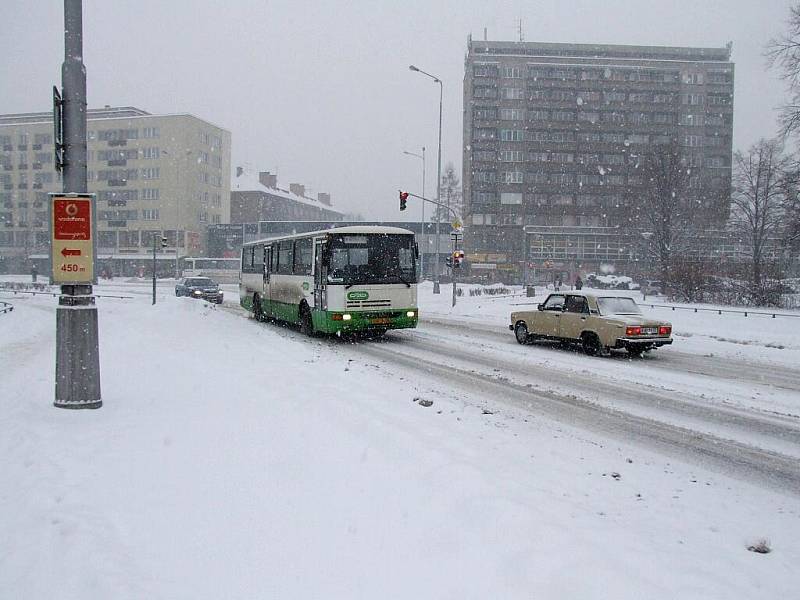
510,292,673,357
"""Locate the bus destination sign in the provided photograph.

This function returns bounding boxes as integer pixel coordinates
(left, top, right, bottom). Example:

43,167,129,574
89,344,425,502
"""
50,194,96,284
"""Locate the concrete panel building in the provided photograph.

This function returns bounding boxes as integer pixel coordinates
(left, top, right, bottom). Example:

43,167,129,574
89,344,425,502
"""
0,106,231,271
463,39,734,280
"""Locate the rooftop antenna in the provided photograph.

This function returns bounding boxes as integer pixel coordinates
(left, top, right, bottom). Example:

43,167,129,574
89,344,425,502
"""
518,18,525,42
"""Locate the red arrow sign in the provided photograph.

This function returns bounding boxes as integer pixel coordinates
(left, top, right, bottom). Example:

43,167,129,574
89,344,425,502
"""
61,248,81,257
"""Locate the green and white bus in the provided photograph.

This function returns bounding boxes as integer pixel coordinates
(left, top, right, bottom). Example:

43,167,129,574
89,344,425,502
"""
240,225,419,335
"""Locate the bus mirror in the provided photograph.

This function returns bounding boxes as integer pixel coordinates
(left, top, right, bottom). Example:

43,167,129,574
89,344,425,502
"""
414,243,420,259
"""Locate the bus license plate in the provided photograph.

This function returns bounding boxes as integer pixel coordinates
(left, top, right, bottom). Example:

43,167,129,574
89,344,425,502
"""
371,317,391,325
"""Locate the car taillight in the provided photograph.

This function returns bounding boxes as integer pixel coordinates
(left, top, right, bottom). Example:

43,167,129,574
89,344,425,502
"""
659,326,671,335
626,326,641,336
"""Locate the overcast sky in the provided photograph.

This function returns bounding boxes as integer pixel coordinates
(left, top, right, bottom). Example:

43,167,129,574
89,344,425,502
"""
1,0,795,220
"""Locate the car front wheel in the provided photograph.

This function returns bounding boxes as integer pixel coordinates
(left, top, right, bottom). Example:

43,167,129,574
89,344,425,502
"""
514,321,531,345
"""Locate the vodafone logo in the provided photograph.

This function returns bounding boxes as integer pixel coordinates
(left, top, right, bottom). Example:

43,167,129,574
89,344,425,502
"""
65,203,79,217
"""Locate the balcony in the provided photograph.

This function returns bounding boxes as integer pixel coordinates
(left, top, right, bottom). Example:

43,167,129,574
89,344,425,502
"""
108,139,128,147
107,199,127,207
107,220,127,227
107,159,127,167
108,179,127,187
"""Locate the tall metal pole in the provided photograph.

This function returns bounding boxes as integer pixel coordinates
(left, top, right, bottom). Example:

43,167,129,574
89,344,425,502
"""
434,80,443,294
421,146,426,279
55,0,101,409
152,235,157,305
409,65,443,294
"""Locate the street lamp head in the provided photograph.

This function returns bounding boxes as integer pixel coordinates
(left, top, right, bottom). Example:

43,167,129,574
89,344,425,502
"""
409,65,419,72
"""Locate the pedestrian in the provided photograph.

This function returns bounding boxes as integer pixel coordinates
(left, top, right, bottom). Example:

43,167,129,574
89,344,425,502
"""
31,263,38,283
555,277,562,291
575,275,583,290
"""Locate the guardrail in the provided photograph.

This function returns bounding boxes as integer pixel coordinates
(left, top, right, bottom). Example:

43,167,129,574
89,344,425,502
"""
0,300,12,315
640,303,800,319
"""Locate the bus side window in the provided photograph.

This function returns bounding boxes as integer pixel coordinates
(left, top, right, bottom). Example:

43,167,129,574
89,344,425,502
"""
253,244,264,272
270,243,279,272
264,247,271,274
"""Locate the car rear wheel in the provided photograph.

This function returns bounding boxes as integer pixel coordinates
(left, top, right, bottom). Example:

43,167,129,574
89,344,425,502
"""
627,346,646,357
581,332,605,357
514,321,531,345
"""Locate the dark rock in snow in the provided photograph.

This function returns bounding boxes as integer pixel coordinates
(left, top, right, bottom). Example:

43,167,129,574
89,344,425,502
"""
418,399,434,407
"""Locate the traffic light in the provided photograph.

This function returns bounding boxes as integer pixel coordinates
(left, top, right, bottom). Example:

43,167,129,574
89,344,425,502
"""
452,250,465,269
445,256,453,268
399,191,409,211
161,236,168,248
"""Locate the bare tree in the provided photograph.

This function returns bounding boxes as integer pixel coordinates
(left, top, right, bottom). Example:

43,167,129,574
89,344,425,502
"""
438,162,462,224
766,4,800,137
731,139,789,304
637,138,695,288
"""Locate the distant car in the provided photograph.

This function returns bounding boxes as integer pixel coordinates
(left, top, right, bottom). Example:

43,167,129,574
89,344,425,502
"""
509,292,672,357
175,276,223,304
641,280,664,295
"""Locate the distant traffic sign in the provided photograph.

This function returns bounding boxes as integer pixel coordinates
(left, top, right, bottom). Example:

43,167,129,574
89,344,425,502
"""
50,194,96,284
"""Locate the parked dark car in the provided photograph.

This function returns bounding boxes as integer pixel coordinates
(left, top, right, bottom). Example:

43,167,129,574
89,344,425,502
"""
175,277,223,304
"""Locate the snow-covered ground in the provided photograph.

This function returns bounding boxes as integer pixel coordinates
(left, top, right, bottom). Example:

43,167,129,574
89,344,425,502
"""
1,278,799,599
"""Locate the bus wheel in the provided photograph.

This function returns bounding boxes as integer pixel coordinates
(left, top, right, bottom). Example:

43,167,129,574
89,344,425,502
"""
299,304,315,337
253,294,264,322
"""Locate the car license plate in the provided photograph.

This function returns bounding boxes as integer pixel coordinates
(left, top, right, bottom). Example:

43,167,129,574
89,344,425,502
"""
371,317,391,325
641,327,658,335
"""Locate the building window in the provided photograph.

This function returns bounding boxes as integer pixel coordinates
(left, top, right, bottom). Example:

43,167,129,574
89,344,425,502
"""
500,192,522,205
142,209,159,220
499,171,523,184
502,66,522,78
142,147,160,159
499,150,523,162
141,167,160,180
473,128,497,140
142,127,160,138
500,129,523,142
473,64,499,77
500,87,524,100
683,135,702,147
682,93,705,106
500,108,524,120
473,86,498,99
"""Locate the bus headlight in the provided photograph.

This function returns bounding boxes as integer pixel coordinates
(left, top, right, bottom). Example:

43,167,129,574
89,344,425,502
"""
406,311,416,317
342,314,352,321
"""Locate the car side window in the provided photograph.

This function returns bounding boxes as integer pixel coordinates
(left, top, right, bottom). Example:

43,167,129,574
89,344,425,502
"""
543,295,565,311
565,296,589,314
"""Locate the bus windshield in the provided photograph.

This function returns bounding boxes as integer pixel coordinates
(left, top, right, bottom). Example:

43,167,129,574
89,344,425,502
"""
327,233,416,286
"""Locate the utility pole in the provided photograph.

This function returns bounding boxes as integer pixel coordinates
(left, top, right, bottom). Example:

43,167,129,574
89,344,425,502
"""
53,0,101,409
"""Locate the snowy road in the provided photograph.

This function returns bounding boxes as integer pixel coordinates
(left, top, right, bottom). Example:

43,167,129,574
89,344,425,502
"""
232,307,800,496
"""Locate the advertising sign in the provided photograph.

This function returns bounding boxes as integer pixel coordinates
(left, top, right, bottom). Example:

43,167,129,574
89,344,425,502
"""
50,194,96,284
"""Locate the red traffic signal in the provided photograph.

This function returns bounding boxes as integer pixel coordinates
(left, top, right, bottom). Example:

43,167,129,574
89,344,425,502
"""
399,191,409,211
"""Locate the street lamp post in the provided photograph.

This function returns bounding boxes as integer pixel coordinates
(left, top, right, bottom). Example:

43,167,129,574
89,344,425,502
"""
409,64,443,294
402,147,425,279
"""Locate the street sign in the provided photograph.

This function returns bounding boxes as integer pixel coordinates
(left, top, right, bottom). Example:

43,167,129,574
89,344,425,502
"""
50,193,96,284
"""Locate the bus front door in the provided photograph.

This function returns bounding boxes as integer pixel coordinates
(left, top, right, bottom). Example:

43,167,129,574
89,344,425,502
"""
314,240,326,311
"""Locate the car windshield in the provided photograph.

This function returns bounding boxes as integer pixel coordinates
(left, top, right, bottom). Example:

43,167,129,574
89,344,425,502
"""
186,278,214,287
327,233,416,286
596,296,642,315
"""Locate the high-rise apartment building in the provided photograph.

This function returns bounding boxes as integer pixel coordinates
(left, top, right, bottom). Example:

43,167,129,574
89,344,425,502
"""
463,39,734,280
0,106,231,270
